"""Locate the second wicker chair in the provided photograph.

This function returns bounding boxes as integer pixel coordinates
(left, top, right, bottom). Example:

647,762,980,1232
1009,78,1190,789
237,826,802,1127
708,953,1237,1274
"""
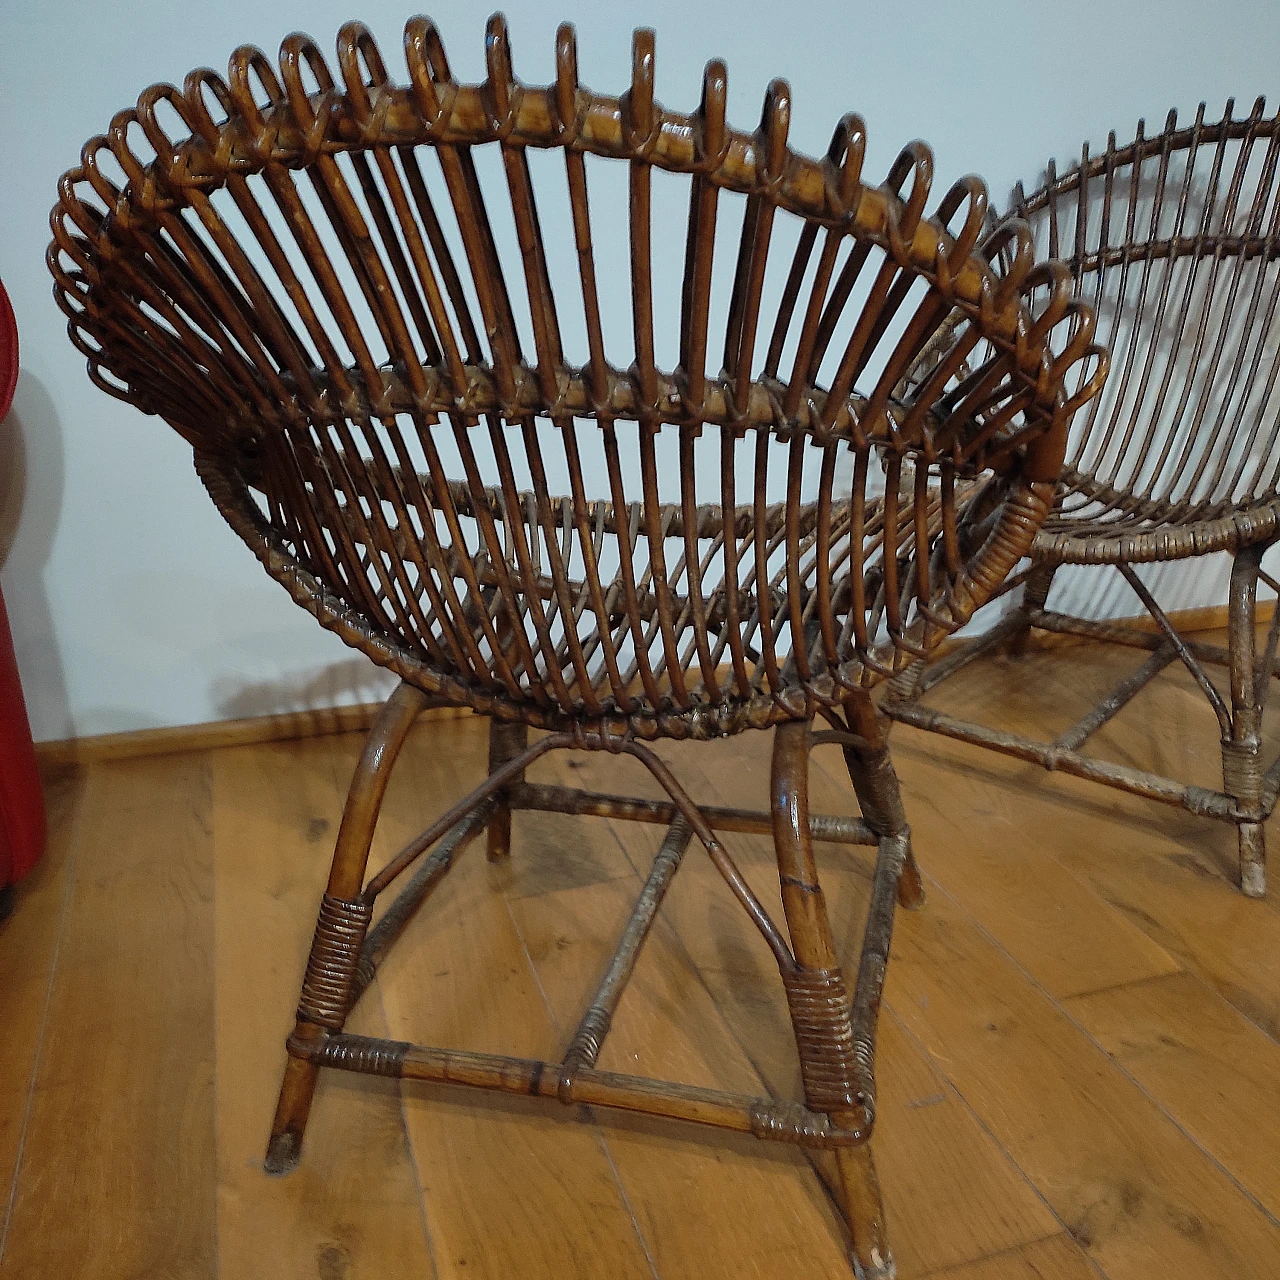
889,99,1280,899
49,15,1105,1275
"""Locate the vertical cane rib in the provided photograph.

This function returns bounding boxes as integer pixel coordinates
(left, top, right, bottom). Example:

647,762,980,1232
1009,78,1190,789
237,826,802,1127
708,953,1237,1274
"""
500,134,563,401
727,81,788,417
752,427,781,692
1142,107,1226,499
562,420,634,709
718,429,752,697
59,14,1099,749
228,55,452,656
1219,138,1280,499
626,30,659,416
432,127,521,397
783,431,811,680
764,221,818,380
486,419,578,707
1183,110,1275,500
519,420,602,711
679,59,725,420
679,426,720,697
1095,119,1177,490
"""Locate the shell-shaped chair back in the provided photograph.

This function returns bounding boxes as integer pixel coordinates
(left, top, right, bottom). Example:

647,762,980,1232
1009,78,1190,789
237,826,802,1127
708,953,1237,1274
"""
50,15,1106,738
1013,98,1280,529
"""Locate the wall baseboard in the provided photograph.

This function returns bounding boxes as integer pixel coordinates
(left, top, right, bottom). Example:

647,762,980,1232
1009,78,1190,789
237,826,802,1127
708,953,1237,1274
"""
1019,597,1275,652
35,701,470,768
34,598,1273,768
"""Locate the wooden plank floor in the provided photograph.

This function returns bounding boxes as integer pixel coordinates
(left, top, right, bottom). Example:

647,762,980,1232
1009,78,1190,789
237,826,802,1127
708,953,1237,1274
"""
3,628,1280,1278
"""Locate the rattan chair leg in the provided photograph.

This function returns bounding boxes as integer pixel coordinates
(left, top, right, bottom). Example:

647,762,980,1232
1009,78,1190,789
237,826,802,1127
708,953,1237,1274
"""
772,719,895,1278
1226,546,1270,898
1007,562,1057,659
836,1143,894,1280
265,681,431,1174
486,718,529,861
842,693,923,910
1238,823,1267,898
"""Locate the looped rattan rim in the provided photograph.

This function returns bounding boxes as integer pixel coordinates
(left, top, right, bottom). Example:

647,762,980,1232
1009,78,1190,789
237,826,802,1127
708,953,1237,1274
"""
49,16,1108,732
53,20,1094,401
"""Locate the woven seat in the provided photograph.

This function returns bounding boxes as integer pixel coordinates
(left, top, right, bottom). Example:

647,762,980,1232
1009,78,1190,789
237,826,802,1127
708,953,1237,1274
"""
889,98,1280,899
206,448,990,735
49,15,1102,1275
1036,468,1280,565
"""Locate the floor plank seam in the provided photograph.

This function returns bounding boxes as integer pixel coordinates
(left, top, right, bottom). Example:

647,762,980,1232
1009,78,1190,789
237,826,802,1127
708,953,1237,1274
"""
879,1000,1111,1280
0,771,91,1266
372,973,443,1280
200,751,222,1280
562,799,892,1262
499,886,663,1275
1060,961,1280,1052
906,861,1280,1242
915,1231,1095,1279
503,860,641,903
1027,806,1280,1054
596,1125,663,1280
1056,1005,1280,1237
1051,968,1186,1007
889,735,1280,1050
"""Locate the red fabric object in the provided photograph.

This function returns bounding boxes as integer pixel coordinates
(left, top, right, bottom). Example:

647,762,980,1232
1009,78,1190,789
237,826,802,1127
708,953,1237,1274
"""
0,585,45,885
0,276,46,888
0,274,14,419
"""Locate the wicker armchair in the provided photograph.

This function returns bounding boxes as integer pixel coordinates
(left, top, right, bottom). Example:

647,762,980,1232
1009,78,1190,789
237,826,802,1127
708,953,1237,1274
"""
887,99,1280,900
48,16,1104,1275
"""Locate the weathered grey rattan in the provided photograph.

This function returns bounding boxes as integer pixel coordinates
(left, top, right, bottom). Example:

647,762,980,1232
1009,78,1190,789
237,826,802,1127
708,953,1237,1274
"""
48,15,1105,1276
887,98,1280,899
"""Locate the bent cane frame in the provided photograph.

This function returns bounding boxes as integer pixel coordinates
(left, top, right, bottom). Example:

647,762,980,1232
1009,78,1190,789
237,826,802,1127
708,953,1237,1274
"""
268,680,919,1271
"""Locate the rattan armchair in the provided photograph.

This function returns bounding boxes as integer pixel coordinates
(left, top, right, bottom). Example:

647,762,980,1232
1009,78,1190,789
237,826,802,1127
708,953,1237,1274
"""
887,99,1280,900
48,15,1104,1276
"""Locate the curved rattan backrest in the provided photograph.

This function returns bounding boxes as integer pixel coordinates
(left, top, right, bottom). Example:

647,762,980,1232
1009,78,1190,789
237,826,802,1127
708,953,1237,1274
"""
49,15,1105,736
1013,98,1280,522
